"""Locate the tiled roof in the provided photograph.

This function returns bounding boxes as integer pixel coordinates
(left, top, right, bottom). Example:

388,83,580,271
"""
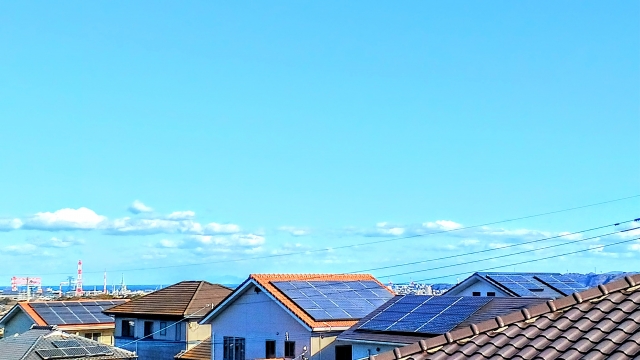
104,281,232,318
174,338,211,359
204,274,394,330
338,296,548,345
0,326,137,360
373,274,640,360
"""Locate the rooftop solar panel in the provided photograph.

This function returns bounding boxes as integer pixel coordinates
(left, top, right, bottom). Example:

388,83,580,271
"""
358,295,491,334
52,340,81,348
534,274,588,296
85,345,113,355
30,301,119,326
61,347,89,356
272,280,393,321
35,348,66,359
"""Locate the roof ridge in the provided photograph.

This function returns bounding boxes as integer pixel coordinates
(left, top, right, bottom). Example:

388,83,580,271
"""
184,281,205,316
372,273,640,360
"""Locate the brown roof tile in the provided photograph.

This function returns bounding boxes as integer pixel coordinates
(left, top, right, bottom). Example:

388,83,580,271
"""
104,281,232,318
373,273,640,360
175,338,211,359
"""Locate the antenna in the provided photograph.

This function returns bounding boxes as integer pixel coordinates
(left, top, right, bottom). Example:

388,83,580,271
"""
75,260,83,297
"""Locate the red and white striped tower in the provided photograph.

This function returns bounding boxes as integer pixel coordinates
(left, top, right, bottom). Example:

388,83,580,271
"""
75,260,83,297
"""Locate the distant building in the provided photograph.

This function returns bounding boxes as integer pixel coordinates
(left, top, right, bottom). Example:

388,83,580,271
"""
103,281,232,360
0,324,136,360
199,274,395,360
0,300,127,345
335,295,547,359
444,272,588,298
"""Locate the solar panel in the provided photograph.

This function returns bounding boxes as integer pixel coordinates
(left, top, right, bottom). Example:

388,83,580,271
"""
486,274,546,296
31,301,118,326
35,348,66,359
62,347,89,356
52,340,81,348
358,295,491,334
534,274,588,296
85,345,113,355
272,280,394,321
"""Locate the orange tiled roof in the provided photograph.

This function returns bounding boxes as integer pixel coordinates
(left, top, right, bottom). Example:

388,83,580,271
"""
250,273,394,330
18,302,46,326
373,273,640,360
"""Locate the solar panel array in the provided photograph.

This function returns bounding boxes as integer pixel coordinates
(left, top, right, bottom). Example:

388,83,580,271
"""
30,300,125,325
271,280,393,321
485,274,547,297
35,345,112,359
534,274,588,296
358,295,491,334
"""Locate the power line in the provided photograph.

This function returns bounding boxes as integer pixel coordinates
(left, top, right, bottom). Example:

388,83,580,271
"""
12,194,638,277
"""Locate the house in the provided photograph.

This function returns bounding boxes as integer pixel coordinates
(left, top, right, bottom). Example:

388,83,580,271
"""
335,295,548,359
372,273,640,359
174,337,211,360
0,324,137,360
103,281,233,360
0,300,127,344
444,272,588,298
199,274,395,360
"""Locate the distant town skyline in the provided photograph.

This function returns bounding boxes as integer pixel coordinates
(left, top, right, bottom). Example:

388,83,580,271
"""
0,1,638,284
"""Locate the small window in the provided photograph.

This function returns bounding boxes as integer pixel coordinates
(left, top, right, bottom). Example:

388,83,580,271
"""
121,320,135,338
160,322,167,336
335,345,352,360
487,292,496,297
84,333,100,341
265,340,276,358
285,341,295,358
144,321,154,338
472,292,481,296
175,322,182,341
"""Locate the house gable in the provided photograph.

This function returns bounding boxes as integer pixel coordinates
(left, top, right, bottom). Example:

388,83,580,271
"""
444,275,512,297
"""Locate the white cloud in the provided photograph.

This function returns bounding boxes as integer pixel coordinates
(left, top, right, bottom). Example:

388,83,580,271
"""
128,200,153,214
460,239,480,246
3,243,38,254
488,242,510,249
106,217,202,235
35,236,86,248
22,208,107,231
158,233,265,251
167,211,195,220
158,239,182,248
423,220,463,231
202,222,241,235
0,218,23,231
278,226,310,236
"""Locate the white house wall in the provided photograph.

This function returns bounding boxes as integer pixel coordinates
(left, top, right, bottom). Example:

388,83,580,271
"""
350,342,397,360
448,279,510,297
210,283,312,360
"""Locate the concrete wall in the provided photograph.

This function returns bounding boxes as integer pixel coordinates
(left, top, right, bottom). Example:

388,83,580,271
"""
309,333,343,360
349,342,396,360
2,310,33,337
187,320,211,349
209,283,312,360
68,328,115,345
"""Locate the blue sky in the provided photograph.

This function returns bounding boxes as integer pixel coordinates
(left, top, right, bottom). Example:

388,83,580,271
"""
0,1,638,286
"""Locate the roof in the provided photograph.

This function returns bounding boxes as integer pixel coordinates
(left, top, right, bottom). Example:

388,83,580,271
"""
0,325,137,360
0,300,127,329
104,281,232,319
337,296,548,345
201,274,395,330
174,338,211,360
373,273,640,360
445,272,588,299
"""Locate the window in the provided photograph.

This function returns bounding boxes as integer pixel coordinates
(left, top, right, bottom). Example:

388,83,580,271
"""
223,337,246,360
285,341,296,358
472,292,481,296
84,333,100,341
335,345,352,360
121,320,135,338
265,340,276,358
144,321,154,338
487,292,496,297
159,322,167,336
175,322,182,341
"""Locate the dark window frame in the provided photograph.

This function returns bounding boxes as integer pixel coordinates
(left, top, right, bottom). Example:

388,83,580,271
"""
159,322,167,336
472,291,481,296
121,319,135,338
285,341,296,358
265,340,276,359
143,321,154,338
487,292,496,297
223,336,246,360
